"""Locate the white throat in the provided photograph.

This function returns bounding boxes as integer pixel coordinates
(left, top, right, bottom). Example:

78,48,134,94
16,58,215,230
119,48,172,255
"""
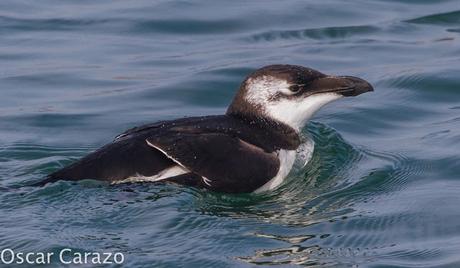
264,93,342,131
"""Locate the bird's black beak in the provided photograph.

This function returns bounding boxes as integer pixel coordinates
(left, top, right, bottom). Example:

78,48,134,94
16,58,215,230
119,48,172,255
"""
335,76,374,97
310,75,374,97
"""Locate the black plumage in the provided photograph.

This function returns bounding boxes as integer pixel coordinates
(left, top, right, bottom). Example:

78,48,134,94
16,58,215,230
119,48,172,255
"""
38,115,299,193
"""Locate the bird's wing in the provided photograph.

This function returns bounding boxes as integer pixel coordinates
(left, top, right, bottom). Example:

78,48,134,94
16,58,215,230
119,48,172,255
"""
114,122,163,141
146,132,280,193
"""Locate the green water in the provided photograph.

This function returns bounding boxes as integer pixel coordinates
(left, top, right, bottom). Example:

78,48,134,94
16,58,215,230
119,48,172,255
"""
1,0,460,267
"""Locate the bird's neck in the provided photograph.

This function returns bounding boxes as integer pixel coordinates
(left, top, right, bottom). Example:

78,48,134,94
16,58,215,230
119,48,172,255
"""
226,112,301,151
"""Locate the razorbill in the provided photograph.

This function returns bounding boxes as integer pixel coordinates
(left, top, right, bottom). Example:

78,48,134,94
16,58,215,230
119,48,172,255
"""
35,65,373,193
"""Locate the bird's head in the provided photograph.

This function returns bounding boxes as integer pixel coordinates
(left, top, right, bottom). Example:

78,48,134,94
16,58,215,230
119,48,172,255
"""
226,64,373,131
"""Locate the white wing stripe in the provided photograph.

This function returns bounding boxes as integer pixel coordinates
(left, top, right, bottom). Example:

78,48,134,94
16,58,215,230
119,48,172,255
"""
146,140,188,170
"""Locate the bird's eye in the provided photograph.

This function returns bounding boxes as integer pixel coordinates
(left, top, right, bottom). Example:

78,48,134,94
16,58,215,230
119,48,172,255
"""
289,85,300,93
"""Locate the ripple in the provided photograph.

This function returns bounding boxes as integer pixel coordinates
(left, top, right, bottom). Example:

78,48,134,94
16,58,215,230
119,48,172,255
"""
238,245,328,266
0,15,118,33
247,25,378,42
231,123,437,266
338,149,433,202
238,242,403,266
240,225,447,267
406,10,460,26
380,247,442,262
254,233,317,244
0,182,187,255
378,70,460,103
0,143,93,188
132,18,245,35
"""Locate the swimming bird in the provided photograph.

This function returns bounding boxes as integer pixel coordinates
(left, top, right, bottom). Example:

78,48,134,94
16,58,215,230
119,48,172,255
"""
36,65,373,193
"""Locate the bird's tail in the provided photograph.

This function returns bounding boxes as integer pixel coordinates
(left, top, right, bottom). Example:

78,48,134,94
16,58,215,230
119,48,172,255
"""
28,172,63,187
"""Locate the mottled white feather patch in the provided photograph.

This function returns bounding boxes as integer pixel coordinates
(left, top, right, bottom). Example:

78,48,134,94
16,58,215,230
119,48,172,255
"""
245,76,292,105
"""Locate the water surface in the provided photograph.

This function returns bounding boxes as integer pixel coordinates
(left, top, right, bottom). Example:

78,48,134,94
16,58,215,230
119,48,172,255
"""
1,0,460,267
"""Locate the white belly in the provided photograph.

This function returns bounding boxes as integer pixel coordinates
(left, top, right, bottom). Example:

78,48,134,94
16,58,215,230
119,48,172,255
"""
254,149,297,193
254,139,315,193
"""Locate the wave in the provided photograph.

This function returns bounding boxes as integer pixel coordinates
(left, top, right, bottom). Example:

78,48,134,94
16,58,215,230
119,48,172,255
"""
246,25,379,43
